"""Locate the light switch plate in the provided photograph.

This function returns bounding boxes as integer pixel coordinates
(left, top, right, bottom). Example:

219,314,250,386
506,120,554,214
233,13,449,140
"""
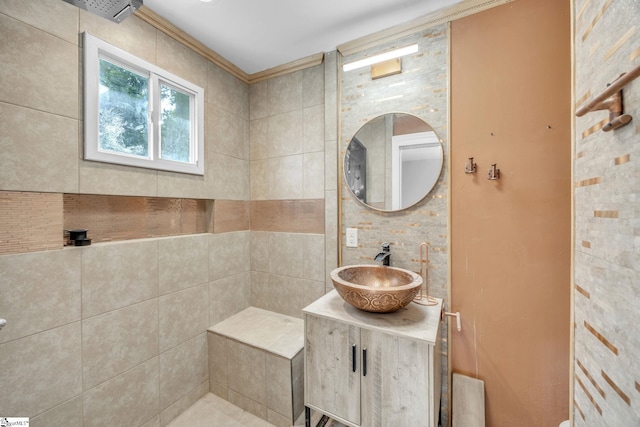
346,228,358,247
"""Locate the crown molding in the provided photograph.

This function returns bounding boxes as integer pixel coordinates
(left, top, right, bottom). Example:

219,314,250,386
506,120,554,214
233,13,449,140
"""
134,6,250,83
249,53,325,83
134,6,323,84
337,0,514,57
136,0,512,84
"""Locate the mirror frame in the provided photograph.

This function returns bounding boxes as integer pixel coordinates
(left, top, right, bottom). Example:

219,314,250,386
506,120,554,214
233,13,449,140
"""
343,112,444,212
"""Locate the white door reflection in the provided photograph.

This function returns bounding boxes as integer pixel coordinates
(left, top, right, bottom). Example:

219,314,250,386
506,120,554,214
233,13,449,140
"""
392,131,441,210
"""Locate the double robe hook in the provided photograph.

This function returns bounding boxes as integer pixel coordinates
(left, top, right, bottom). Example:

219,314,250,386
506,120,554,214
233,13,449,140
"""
464,157,500,180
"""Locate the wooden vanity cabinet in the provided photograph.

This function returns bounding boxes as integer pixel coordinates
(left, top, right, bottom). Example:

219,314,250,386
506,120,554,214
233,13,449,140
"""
303,291,442,427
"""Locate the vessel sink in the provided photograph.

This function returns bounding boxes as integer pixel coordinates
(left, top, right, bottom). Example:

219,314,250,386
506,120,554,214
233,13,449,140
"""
330,265,422,313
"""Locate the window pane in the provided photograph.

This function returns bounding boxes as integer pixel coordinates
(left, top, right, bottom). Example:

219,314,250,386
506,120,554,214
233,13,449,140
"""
98,58,149,157
160,84,191,163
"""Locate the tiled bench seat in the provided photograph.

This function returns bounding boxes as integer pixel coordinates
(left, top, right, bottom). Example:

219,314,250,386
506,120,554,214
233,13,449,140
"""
207,307,304,427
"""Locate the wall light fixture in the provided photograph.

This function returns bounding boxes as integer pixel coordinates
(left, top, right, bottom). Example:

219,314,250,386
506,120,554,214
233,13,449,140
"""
343,44,419,72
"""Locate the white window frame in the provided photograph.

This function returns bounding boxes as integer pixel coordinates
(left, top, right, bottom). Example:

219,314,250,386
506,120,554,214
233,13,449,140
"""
83,32,204,175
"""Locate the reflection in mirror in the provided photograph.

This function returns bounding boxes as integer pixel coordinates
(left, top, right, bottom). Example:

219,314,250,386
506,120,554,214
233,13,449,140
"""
345,113,443,211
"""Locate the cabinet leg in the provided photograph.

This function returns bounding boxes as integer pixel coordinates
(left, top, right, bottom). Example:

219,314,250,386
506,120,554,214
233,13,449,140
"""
305,406,311,427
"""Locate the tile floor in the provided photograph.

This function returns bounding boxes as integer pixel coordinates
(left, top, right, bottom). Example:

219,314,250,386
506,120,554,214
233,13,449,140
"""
167,393,346,427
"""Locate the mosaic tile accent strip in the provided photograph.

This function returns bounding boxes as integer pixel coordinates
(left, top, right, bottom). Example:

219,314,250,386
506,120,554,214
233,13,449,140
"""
0,191,63,255
63,194,207,243
250,199,324,234
212,200,250,233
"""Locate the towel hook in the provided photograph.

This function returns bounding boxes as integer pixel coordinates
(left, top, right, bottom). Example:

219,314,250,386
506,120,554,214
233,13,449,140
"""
465,157,477,174
487,163,500,180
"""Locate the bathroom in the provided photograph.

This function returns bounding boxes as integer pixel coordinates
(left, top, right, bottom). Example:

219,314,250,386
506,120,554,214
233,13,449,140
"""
0,0,638,426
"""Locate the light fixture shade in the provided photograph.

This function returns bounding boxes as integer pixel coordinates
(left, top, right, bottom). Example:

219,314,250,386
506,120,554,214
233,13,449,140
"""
343,44,418,72
370,58,402,79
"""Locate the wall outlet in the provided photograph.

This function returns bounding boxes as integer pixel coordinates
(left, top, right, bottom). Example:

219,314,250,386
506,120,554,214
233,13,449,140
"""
346,228,358,248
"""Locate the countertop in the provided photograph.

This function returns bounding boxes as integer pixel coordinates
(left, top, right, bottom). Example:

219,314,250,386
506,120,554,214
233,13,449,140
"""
302,290,443,344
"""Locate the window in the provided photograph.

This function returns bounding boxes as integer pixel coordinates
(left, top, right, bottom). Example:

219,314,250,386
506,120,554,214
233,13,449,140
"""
84,33,204,175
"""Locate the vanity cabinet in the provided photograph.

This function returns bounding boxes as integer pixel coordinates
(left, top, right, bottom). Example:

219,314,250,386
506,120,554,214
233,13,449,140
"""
303,291,442,427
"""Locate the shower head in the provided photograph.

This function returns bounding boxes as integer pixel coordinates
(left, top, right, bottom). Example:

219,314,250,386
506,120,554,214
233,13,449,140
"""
62,0,143,23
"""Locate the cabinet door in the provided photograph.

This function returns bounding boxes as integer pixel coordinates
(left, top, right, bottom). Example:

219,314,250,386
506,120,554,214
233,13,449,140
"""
305,315,360,425
360,329,432,427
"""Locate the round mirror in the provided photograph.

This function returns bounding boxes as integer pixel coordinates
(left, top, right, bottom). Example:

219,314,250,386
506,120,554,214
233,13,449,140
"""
344,113,443,211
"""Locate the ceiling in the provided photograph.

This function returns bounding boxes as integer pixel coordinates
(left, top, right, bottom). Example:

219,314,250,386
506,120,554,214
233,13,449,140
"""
143,0,462,75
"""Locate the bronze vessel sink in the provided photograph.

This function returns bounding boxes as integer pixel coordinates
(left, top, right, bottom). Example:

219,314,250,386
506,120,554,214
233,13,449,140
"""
330,265,422,313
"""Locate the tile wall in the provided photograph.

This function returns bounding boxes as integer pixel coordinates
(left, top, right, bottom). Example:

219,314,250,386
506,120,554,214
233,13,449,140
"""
248,62,331,317
0,0,249,199
0,0,252,424
0,233,251,425
573,0,640,424
339,25,450,426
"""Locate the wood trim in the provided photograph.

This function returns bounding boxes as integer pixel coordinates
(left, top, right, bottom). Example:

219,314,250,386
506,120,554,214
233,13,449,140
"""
134,6,249,82
249,53,325,83
445,22,453,427
134,6,324,84
337,53,343,267
337,0,514,57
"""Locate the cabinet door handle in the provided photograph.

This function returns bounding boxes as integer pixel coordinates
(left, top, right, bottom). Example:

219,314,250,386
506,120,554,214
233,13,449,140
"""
352,344,357,372
362,348,367,377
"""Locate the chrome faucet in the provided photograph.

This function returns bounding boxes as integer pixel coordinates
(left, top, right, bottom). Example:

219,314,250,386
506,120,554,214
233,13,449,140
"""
374,242,391,266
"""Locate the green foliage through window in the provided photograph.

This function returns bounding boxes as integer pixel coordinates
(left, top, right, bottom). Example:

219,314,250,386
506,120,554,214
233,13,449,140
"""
160,84,191,162
99,59,149,157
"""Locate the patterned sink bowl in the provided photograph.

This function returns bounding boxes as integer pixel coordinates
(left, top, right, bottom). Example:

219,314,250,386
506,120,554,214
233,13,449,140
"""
330,265,422,313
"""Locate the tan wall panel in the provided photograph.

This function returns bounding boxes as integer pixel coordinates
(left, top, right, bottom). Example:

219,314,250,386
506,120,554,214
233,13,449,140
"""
450,0,571,425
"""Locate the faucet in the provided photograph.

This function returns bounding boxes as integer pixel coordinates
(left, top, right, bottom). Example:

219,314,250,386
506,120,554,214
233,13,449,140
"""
374,243,391,266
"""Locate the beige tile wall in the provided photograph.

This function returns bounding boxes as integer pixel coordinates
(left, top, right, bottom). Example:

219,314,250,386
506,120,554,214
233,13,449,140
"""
250,231,326,318
0,1,329,425
0,233,251,425
0,0,249,199
248,62,329,317
249,66,325,202
0,4,252,423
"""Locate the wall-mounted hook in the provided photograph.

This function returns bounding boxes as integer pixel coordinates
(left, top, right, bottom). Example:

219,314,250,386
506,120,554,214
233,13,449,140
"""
464,157,477,174
487,163,500,180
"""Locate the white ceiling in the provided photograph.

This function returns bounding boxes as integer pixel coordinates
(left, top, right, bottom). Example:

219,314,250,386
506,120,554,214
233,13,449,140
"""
143,0,462,74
